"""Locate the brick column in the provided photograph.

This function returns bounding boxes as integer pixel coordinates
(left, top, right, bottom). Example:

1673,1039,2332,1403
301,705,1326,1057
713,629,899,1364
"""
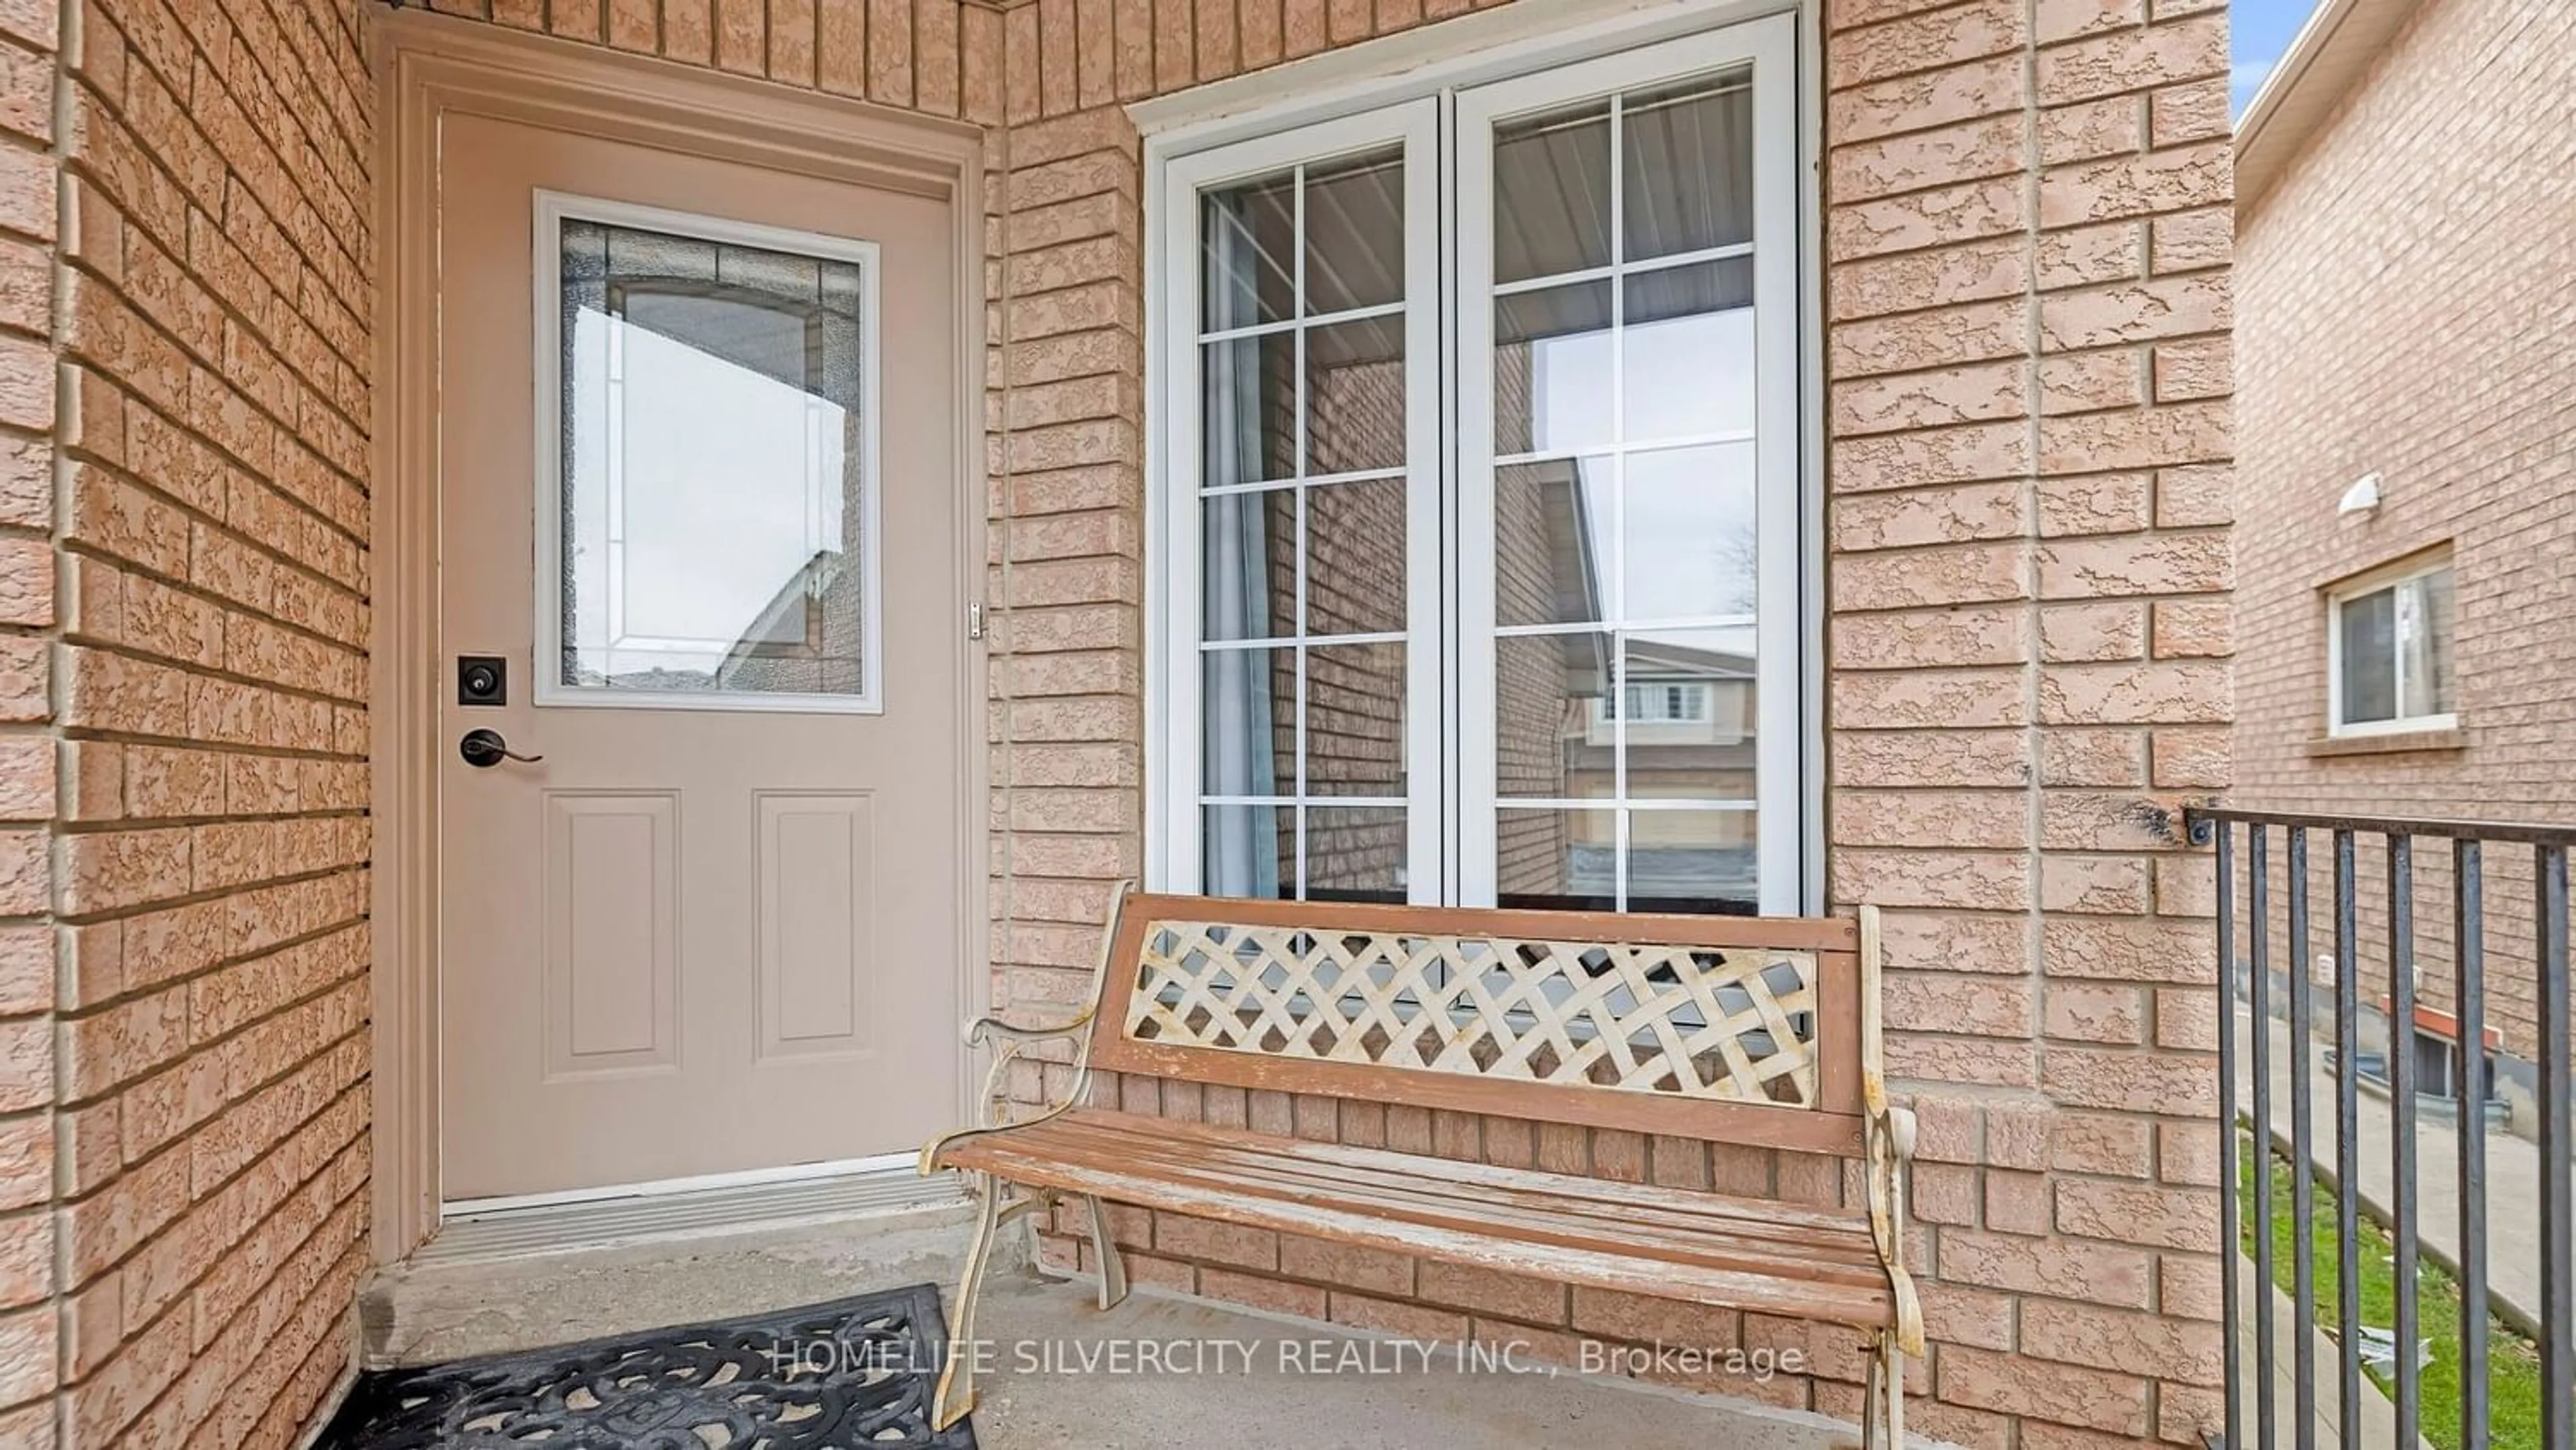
0,1,58,1441
1823,0,2234,1441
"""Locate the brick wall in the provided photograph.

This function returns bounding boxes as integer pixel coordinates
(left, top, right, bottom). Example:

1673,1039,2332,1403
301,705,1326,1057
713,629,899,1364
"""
1818,1,2235,1440
2236,0,2576,1064
0,2,57,1439
34,0,378,1444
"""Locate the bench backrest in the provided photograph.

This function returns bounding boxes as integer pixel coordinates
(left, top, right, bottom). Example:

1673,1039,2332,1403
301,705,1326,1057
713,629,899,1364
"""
1084,893,1874,1156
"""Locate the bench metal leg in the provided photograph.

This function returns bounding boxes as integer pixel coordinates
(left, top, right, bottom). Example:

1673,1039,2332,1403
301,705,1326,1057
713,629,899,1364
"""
1860,1328,1904,1450
932,1172,1004,1432
1082,1194,1129,1310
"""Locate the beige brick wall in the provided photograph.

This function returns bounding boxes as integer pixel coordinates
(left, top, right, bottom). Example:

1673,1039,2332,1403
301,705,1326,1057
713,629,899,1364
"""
0,0,2238,1445
0,0,382,1443
1817,2,2235,1440
0,2,57,1437
2236,0,2576,1064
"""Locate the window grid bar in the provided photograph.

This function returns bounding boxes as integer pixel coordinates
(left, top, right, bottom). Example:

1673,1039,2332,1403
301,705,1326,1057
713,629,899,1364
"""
1199,465,1405,498
1199,795,1411,809
1608,92,1627,913
1498,797,1760,812
1489,240,1754,299
1495,428,1756,468
1201,629,1411,651
1196,297,1407,346
1494,615,1758,639
1292,161,1311,901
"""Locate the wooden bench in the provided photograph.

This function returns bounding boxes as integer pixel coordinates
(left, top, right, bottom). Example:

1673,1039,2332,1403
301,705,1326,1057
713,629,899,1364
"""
920,888,1923,1441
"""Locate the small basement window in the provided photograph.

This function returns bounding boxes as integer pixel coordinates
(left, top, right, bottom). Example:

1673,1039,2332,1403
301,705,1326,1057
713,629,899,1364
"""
2327,550,2456,737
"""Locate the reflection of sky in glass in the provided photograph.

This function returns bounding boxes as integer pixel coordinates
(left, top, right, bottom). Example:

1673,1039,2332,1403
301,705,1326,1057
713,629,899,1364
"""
568,307,845,676
1536,301,1759,657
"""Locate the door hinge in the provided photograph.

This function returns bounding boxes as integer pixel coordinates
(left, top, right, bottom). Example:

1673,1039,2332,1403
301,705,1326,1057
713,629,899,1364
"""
967,601,987,641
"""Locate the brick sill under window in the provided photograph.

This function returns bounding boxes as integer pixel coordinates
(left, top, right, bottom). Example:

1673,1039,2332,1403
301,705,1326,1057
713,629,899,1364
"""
2304,727,2467,759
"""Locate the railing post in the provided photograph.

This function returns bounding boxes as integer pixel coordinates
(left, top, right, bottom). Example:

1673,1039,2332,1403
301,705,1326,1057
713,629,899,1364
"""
2457,837,2489,1450
2540,843,2571,1450
2288,825,2316,1450
2216,819,2242,1450
2387,832,2420,1448
2331,829,2361,1445
2250,823,2277,1450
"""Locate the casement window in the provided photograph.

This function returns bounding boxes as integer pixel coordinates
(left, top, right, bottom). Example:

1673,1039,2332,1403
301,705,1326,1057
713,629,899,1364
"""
2327,552,2457,737
1150,15,1804,916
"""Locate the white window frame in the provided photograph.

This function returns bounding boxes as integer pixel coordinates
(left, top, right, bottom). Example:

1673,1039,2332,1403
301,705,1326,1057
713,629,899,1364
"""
1142,7,1811,913
2325,550,2457,738
1456,20,1801,916
1153,103,1446,902
531,190,885,715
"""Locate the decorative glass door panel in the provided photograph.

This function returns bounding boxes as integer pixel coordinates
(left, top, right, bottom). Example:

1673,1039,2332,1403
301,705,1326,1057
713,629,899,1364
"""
541,195,881,711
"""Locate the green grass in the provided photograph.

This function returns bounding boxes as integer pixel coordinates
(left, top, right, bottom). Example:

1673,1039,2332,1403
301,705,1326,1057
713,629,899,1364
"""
2237,1135,2546,1450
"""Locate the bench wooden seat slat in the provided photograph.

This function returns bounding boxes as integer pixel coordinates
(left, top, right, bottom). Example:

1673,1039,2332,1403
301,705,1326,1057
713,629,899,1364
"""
1012,1112,1890,1278
920,890,1922,1445
1028,1110,1874,1236
947,1110,1892,1291
946,1115,1897,1327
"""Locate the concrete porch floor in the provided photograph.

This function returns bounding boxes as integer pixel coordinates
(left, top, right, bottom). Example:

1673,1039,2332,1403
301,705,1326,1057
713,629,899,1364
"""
359,1205,1876,1450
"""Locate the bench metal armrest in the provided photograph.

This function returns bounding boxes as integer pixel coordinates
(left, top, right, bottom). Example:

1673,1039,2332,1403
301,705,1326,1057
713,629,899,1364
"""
919,882,1135,1176
1856,904,1926,1358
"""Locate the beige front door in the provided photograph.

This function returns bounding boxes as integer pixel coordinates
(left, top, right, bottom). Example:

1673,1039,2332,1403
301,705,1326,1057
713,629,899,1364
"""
432,109,969,1202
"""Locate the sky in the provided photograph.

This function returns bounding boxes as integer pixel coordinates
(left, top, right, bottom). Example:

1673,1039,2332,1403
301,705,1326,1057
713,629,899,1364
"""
2233,0,2329,115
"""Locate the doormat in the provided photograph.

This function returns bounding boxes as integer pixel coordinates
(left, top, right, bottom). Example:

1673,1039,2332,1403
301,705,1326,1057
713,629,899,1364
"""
315,1282,976,1449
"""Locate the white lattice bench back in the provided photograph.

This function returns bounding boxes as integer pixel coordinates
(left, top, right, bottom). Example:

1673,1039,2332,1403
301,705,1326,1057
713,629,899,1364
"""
1081,893,1877,1155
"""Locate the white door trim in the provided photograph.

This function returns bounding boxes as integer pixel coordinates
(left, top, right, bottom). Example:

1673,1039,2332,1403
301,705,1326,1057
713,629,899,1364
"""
371,7,989,1265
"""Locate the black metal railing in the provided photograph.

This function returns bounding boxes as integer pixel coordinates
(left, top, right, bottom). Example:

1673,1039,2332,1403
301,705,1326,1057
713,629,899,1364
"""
2187,806,2573,1450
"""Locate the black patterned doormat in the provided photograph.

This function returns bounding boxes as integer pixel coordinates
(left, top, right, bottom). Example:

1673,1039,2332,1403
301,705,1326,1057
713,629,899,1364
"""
317,1282,975,1449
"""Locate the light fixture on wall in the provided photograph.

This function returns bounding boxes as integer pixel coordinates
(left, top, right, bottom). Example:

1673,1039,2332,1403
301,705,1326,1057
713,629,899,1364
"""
2339,472,2383,516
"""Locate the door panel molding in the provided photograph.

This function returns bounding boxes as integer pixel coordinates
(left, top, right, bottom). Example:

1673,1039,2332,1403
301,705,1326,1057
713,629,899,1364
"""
754,791,879,1064
542,791,682,1078
373,8,987,1263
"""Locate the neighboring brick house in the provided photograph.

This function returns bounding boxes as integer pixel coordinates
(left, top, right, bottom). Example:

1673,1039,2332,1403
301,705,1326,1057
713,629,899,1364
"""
0,0,2238,1447
2235,0,2575,1108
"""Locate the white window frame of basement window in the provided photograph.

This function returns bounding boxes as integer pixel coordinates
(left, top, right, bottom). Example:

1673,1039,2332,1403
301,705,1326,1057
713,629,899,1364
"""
1142,7,1810,914
2324,549,2457,739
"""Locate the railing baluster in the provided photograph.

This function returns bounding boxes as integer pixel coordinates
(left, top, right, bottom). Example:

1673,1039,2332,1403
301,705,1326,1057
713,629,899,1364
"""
2288,825,2316,1450
2540,843,2571,1450
2251,824,2277,1450
2331,829,2361,1445
2457,837,2489,1450
2388,832,2420,1449
2217,821,2242,1450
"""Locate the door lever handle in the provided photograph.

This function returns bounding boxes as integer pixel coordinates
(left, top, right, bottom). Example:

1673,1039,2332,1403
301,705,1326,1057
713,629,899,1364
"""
459,728,544,769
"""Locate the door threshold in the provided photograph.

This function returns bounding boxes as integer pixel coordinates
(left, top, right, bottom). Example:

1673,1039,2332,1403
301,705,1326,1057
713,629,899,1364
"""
419,1156,966,1265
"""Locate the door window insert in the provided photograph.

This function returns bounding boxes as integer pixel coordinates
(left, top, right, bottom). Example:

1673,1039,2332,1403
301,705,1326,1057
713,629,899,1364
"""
537,194,883,713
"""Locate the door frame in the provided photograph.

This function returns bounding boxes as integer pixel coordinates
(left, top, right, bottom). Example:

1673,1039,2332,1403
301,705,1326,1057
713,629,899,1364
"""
372,9,990,1263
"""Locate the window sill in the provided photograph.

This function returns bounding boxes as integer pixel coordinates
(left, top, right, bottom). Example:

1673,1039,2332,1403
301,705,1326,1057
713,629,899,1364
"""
2304,727,2467,758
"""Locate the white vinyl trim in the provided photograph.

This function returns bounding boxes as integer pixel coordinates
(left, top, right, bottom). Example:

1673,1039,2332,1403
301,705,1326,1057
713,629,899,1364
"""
530,191,885,715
